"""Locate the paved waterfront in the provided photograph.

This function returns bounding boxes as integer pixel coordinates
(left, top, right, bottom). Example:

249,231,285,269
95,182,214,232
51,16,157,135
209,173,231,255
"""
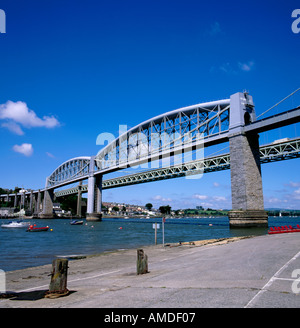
1,233,300,308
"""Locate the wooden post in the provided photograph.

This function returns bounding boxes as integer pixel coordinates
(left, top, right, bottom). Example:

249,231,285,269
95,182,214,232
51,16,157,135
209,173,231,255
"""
137,249,148,275
46,258,69,297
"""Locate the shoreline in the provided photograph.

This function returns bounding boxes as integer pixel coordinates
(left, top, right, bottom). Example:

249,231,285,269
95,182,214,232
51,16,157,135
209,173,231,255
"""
2,233,300,308
5,235,253,275
2,215,299,273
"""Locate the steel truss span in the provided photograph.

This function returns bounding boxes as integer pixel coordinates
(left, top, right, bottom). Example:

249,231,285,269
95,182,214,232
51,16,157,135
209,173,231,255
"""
95,99,230,173
53,137,300,197
47,157,91,188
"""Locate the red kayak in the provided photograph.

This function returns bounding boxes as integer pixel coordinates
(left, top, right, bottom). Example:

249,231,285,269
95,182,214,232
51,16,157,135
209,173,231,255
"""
268,225,300,234
26,224,49,232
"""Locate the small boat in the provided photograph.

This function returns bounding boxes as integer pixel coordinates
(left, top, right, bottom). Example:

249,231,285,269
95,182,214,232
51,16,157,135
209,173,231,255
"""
1,221,30,228
26,224,49,232
268,225,300,234
70,220,84,225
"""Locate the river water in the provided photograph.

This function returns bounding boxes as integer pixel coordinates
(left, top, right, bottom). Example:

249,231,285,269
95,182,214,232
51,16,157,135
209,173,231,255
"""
1,216,300,272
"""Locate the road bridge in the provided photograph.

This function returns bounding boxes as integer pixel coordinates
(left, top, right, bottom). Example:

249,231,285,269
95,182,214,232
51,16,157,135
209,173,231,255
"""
52,136,300,196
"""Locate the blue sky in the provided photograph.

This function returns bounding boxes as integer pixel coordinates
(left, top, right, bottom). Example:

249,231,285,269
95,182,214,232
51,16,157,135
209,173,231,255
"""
0,0,299,209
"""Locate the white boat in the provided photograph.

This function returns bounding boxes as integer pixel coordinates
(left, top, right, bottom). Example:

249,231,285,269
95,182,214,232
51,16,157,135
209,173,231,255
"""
1,221,30,228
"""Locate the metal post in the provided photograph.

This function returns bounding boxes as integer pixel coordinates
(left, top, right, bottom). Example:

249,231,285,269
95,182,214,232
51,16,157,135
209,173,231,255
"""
162,217,165,247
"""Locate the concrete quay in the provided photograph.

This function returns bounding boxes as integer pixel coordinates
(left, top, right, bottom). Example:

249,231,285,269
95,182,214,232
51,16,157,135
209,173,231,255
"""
1,233,300,308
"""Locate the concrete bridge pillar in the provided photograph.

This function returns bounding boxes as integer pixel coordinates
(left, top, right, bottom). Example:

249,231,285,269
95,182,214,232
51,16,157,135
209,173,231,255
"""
96,174,103,213
28,191,33,214
228,92,268,227
34,190,42,215
39,188,54,219
76,181,82,217
86,156,102,221
20,192,25,209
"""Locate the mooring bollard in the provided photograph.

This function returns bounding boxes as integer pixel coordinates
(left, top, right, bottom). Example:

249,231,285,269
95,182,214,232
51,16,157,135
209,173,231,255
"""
137,249,149,275
45,258,69,298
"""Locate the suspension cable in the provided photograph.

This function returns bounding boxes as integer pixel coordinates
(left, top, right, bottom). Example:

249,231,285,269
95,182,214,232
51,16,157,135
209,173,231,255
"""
256,87,300,119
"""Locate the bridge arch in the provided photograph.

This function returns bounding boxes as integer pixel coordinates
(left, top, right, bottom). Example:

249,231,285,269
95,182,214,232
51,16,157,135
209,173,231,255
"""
95,99,230,172
47,156,91,188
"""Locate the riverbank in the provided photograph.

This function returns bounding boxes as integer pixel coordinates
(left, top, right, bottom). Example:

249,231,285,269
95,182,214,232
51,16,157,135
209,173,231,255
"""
1,232,300,308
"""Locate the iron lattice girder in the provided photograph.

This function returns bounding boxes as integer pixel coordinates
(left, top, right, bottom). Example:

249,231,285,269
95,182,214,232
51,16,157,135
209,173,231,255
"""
259,138,300,162
53,137,300,197
47,157,91,187
95,100,230,172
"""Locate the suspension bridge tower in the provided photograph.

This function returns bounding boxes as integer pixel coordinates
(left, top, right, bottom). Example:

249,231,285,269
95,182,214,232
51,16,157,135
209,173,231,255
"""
228,92,268,227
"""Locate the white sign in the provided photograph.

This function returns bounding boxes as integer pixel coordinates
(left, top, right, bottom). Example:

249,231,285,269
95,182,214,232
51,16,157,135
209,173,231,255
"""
152,223,160,229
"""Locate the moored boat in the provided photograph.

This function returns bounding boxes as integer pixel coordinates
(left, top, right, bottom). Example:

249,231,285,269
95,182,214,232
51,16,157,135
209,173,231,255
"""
26,224,49,232
70,220,84,225
1,221,30,228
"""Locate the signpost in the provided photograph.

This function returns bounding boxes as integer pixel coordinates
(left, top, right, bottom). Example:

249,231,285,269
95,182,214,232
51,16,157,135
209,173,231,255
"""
152,217,166,247
162,217,166,247
153,223,160,245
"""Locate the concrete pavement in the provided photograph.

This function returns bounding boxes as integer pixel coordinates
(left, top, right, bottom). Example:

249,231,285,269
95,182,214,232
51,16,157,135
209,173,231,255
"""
1,233,300,308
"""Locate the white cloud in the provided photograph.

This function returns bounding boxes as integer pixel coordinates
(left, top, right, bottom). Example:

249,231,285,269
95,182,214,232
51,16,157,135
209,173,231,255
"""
213,196,226,201
238,61,255,72
209,22,222,36
12,143,33,157
193,194,208,200
287,181,300,188
219,62,234,74
0,100,60,134
46,152,55,158
1,121,24,135
216,61,255,75
152,195,172,202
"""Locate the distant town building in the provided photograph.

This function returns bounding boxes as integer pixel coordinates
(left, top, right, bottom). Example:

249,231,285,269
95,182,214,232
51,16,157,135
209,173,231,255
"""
0,207,15,217
102,202,158,216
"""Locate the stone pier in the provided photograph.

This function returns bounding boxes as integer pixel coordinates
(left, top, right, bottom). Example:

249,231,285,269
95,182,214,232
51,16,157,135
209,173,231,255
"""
228,92,268,227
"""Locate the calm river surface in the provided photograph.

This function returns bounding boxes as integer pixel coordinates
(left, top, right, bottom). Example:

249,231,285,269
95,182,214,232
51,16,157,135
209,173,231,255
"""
1,216,300,271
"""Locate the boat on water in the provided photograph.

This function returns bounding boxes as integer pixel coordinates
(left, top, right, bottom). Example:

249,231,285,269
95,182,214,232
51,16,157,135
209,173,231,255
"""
70,220,84,225
1,221,30,228
268,225,300,234
26,224,49,232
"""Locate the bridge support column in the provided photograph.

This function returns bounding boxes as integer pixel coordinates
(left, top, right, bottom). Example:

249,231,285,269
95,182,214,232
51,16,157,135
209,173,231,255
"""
35,190,41,216
76,181,82,217
228,92,268,228
95,174,103,213
86,157,102,221
21,192,25,209
39,189,54,219
29,190,33,215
